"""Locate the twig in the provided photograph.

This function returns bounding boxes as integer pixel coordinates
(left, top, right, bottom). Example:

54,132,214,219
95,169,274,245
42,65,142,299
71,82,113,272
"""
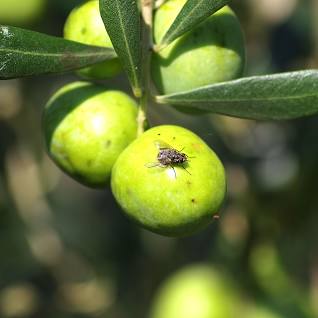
137,0,154,135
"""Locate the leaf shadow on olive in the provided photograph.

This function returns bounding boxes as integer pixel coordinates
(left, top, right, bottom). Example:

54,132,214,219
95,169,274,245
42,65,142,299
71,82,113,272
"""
43,82,106,149
152,12,245,94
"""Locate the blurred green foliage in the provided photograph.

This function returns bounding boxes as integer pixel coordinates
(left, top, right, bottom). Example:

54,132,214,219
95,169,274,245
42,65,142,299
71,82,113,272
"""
0,0,318,317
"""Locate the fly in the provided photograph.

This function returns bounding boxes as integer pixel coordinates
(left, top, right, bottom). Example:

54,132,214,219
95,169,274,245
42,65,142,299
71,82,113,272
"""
145,140,191,178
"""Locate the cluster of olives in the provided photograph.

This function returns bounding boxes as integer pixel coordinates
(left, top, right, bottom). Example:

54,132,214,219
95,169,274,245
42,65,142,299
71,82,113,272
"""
43,0,245,237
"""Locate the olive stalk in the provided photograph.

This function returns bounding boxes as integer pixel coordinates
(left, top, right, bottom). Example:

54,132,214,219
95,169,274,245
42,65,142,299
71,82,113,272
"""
137,0,154,136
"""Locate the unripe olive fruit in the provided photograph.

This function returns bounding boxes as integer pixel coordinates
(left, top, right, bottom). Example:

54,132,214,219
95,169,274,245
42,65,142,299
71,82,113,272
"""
43,81,138,188
111,125,226,236
151,1,245,95
63,0,121,79
149,264,241,318
0,0,46,25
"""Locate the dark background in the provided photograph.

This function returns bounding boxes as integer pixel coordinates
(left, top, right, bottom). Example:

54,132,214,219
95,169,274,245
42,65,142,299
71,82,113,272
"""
0,0,318,317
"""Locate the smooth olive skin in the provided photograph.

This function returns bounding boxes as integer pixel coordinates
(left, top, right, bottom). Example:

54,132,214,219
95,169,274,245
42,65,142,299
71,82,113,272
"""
111,125,226,236
151,1,245,95
43,82,138,188
149,264,240,318
64,0,121,79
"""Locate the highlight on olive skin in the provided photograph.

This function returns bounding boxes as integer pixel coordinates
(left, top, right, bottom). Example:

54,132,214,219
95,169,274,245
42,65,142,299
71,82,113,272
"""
43,81,138,188
111,125,226,237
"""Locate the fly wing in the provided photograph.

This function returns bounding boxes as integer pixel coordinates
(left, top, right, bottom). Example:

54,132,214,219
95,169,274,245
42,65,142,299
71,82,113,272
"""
145,162,161,168
154,139,173,150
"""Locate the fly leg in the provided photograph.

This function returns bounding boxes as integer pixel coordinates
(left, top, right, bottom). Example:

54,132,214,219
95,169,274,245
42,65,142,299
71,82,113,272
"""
181,165,191,175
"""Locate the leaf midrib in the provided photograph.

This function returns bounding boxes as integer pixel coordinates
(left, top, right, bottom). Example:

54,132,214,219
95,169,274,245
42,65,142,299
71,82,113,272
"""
158,92,318,104
0,47,111,58
113,0,138,87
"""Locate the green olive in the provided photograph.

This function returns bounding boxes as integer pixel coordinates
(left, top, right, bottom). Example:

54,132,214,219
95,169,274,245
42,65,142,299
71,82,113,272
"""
43,81,138,188
149,264,241,318
63,0,121,79
111,125,226,236
0,0,46,25
151,1,245,95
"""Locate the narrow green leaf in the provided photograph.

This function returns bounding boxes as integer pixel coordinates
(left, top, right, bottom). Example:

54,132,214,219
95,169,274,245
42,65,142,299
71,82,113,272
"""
0,25,116,79
156,70,318,120
157,0,229,50
100,0,142,97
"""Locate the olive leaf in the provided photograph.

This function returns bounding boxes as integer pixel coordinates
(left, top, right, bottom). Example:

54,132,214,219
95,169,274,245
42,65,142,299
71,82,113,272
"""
0,25,116,79
156,70,318,120
156,0,229,50
100,0,143,97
